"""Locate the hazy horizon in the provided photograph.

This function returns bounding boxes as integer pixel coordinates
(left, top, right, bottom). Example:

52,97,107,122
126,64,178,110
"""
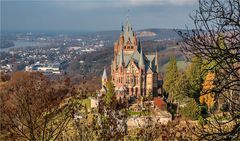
1,0,198,32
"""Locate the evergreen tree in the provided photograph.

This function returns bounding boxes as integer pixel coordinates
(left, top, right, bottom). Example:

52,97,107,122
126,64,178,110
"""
163,56,179,103
103,81,117,109
184,57,204,105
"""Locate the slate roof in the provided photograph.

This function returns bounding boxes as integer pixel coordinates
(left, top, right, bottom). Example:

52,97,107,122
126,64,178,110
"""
115,18,157,73
123,18,135,46
116,48,157,73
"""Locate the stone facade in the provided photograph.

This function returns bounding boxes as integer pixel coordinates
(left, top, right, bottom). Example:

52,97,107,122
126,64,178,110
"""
109,18,159,98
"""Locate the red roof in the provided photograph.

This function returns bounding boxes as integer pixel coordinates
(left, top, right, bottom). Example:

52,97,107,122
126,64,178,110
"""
154,97,167,110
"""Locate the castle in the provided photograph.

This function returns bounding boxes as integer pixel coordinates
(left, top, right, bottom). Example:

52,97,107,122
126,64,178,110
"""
101,18,159,99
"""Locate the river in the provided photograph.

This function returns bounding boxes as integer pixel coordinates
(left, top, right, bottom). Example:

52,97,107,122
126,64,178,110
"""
1,40,50,52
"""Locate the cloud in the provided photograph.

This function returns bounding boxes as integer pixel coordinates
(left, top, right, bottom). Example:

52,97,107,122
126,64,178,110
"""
129,0,197,6
4,0,197,11
50,0,197,10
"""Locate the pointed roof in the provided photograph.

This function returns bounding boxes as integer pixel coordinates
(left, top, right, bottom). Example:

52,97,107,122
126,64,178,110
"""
123,17,134,45
137,39,141,53
119,47,124,66
102,67,107,79
155,50,158,66
121,23,124,32
155,50,159,73
139,47,145,68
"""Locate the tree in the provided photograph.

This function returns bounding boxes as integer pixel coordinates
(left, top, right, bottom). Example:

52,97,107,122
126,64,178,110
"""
179,99,199,120
200,72,216,110
163,56,179,120
163,56,179,103
185,57,204,105
178,0,240,140
70,81,128,141
0,72,73,141
103,81,117,109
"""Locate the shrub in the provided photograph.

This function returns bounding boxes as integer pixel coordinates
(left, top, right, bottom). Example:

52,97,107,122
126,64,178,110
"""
198,105,208,117
179,99,198,120
198,116,207,126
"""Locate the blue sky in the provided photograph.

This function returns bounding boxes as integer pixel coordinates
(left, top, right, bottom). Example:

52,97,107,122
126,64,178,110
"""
1,0,198,31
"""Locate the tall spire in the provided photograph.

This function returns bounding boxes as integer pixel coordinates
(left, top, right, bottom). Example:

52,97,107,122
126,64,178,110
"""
123,13,134,45
102,67,107,80
122,24,124,32
155,50,159,73
127,9,130,22
139,47,145,69
119,47,124,66
125,16,131,32
137,39,141,53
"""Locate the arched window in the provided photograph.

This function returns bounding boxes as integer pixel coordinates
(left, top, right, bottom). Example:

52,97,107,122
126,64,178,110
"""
133,76,136,85
131,65,134,73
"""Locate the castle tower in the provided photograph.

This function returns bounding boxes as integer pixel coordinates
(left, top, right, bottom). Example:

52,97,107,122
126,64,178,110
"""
110,17,160,98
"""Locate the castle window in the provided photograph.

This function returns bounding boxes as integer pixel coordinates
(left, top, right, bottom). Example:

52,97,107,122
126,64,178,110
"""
135,88,138,95
131,65,134,73
131,78,133,84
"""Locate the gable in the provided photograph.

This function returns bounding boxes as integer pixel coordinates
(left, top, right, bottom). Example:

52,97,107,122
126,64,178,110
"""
126,60,139,74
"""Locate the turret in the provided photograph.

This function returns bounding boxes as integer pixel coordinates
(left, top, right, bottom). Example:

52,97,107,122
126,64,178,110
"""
137,39,141,53
119,47,124,67
121,23,124,32
155,50,159,73
102,67,108,86
139,47,145,70
123,17,134,45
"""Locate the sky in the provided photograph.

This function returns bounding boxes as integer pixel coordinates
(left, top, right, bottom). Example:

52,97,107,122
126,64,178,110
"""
1,0,198,32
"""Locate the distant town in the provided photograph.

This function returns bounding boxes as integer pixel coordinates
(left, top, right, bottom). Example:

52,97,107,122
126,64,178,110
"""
0,29,182,75
1,31,108,74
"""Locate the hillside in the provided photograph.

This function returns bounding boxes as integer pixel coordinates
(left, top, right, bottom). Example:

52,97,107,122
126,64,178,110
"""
66,38,186,90
84,28,185,46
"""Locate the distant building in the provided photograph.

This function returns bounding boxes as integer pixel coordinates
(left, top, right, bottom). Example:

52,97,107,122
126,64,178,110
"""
25,60,68,74
101,18,160,99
